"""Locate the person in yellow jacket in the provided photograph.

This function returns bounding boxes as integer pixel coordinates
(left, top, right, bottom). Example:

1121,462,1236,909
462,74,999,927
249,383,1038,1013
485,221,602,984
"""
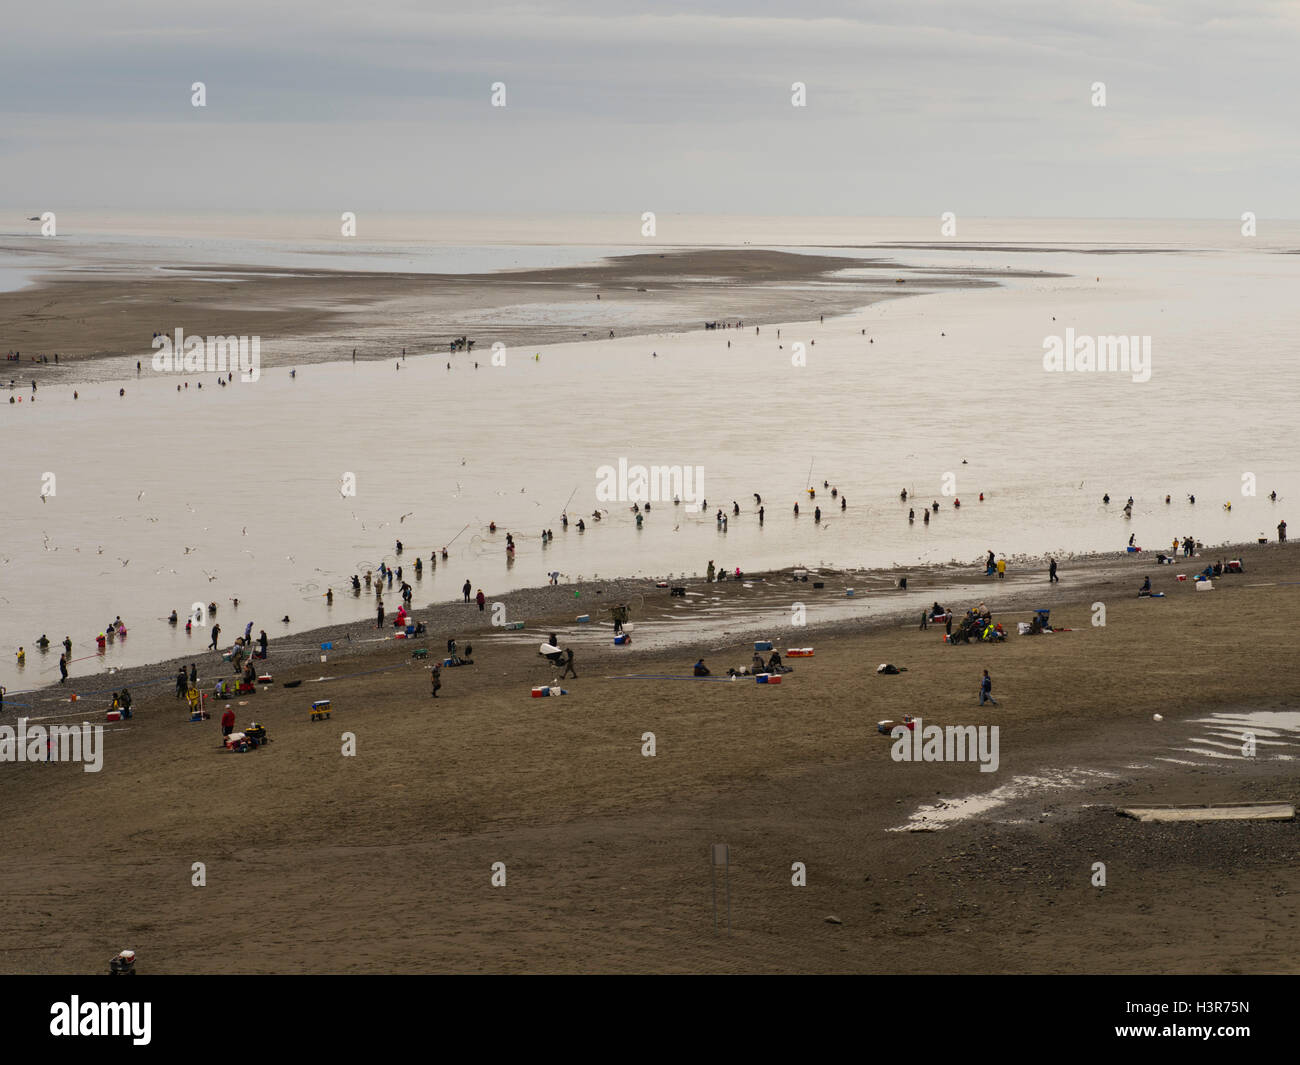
996,557,1007,579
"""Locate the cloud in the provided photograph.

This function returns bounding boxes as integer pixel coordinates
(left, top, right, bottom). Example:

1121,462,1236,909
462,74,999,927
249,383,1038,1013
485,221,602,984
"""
1,0,1296,216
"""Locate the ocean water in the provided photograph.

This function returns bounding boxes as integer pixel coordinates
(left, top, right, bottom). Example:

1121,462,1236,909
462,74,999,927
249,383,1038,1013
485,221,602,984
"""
2,217,1298,680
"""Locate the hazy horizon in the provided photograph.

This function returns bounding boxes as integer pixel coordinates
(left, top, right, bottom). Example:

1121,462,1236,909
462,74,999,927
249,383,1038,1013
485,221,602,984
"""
4,1,1297,218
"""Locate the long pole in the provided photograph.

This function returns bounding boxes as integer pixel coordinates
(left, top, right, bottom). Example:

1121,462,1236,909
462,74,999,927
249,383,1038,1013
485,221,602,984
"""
725,850,731,934
711,852,718,932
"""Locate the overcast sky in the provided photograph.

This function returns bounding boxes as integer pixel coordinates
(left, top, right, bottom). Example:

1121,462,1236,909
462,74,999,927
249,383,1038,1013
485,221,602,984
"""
3,0,1296,218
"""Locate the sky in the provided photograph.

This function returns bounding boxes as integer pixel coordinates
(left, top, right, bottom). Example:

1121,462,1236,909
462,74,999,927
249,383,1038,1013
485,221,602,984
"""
2,0,1297,219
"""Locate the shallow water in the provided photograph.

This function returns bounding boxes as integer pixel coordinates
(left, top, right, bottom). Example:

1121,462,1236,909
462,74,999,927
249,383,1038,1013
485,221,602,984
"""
3,236,1299,682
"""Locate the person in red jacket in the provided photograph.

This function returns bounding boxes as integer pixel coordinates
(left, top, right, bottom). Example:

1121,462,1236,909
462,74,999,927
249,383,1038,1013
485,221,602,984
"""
221,706,236,737
475,589,486,612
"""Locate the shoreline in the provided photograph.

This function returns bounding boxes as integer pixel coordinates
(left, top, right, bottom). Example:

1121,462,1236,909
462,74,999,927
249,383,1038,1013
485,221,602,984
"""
8,537,1288,714
0,247,1044,385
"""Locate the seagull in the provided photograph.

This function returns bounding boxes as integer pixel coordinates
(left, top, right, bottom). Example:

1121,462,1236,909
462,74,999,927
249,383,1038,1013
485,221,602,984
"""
184,546,197,554
242,526,247,535
202,570,218,582
399,512,413,523
137,490,146,501
118,558,130,567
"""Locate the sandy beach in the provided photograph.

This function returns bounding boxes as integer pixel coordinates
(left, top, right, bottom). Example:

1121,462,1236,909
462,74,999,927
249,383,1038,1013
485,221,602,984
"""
0,246,1029,379
1,540,1295,974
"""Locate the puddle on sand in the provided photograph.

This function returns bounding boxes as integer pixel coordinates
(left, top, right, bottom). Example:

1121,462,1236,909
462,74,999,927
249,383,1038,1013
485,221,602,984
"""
1175,710,1300,765
889,767,1120,832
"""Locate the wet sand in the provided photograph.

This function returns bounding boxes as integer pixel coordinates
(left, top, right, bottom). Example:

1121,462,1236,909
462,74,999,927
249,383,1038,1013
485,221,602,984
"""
0,247,1027,380
1,541,1296,973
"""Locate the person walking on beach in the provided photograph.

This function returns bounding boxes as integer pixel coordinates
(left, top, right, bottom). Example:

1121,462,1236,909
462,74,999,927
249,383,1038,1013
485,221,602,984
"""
209,623,221,650
707,560,715,582
430,664,442,699
221,705,236,738
175,668,188,698
476,589,486,612
59,653,68,684
462,580,472,603
1048,557,1059,583
190,663,198,686
561,648,577,679
1279,520,1288,544
979,669,998,707
376,599,385,629
996,557,1006,579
